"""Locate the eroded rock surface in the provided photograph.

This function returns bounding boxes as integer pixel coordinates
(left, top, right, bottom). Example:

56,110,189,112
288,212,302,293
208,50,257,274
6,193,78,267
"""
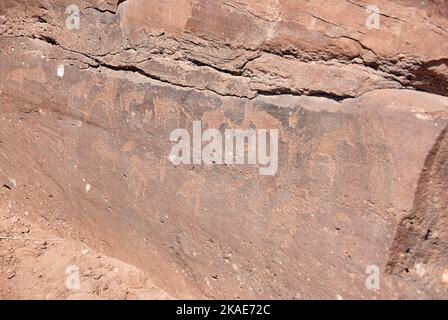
0,0,448,299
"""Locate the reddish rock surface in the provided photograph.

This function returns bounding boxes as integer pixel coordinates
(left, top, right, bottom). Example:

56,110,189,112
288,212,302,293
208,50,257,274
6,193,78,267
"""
0,0,448,299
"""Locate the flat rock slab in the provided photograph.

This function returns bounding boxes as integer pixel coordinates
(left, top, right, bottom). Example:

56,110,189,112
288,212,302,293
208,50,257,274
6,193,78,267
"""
1,0,448,299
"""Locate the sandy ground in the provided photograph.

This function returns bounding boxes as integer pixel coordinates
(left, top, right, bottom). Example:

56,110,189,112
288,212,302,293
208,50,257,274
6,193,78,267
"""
0,207,172,300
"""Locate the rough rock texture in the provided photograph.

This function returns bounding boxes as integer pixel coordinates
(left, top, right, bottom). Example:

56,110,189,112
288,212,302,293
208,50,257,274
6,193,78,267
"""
0,208,172,299
0,0,448,299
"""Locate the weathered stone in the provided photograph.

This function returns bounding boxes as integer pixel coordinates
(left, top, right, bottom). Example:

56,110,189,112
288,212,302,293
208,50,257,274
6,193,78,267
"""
1,0,448,299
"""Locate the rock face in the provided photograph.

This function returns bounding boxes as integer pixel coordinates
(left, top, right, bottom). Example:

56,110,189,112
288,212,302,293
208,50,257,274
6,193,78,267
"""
0,0,447,299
